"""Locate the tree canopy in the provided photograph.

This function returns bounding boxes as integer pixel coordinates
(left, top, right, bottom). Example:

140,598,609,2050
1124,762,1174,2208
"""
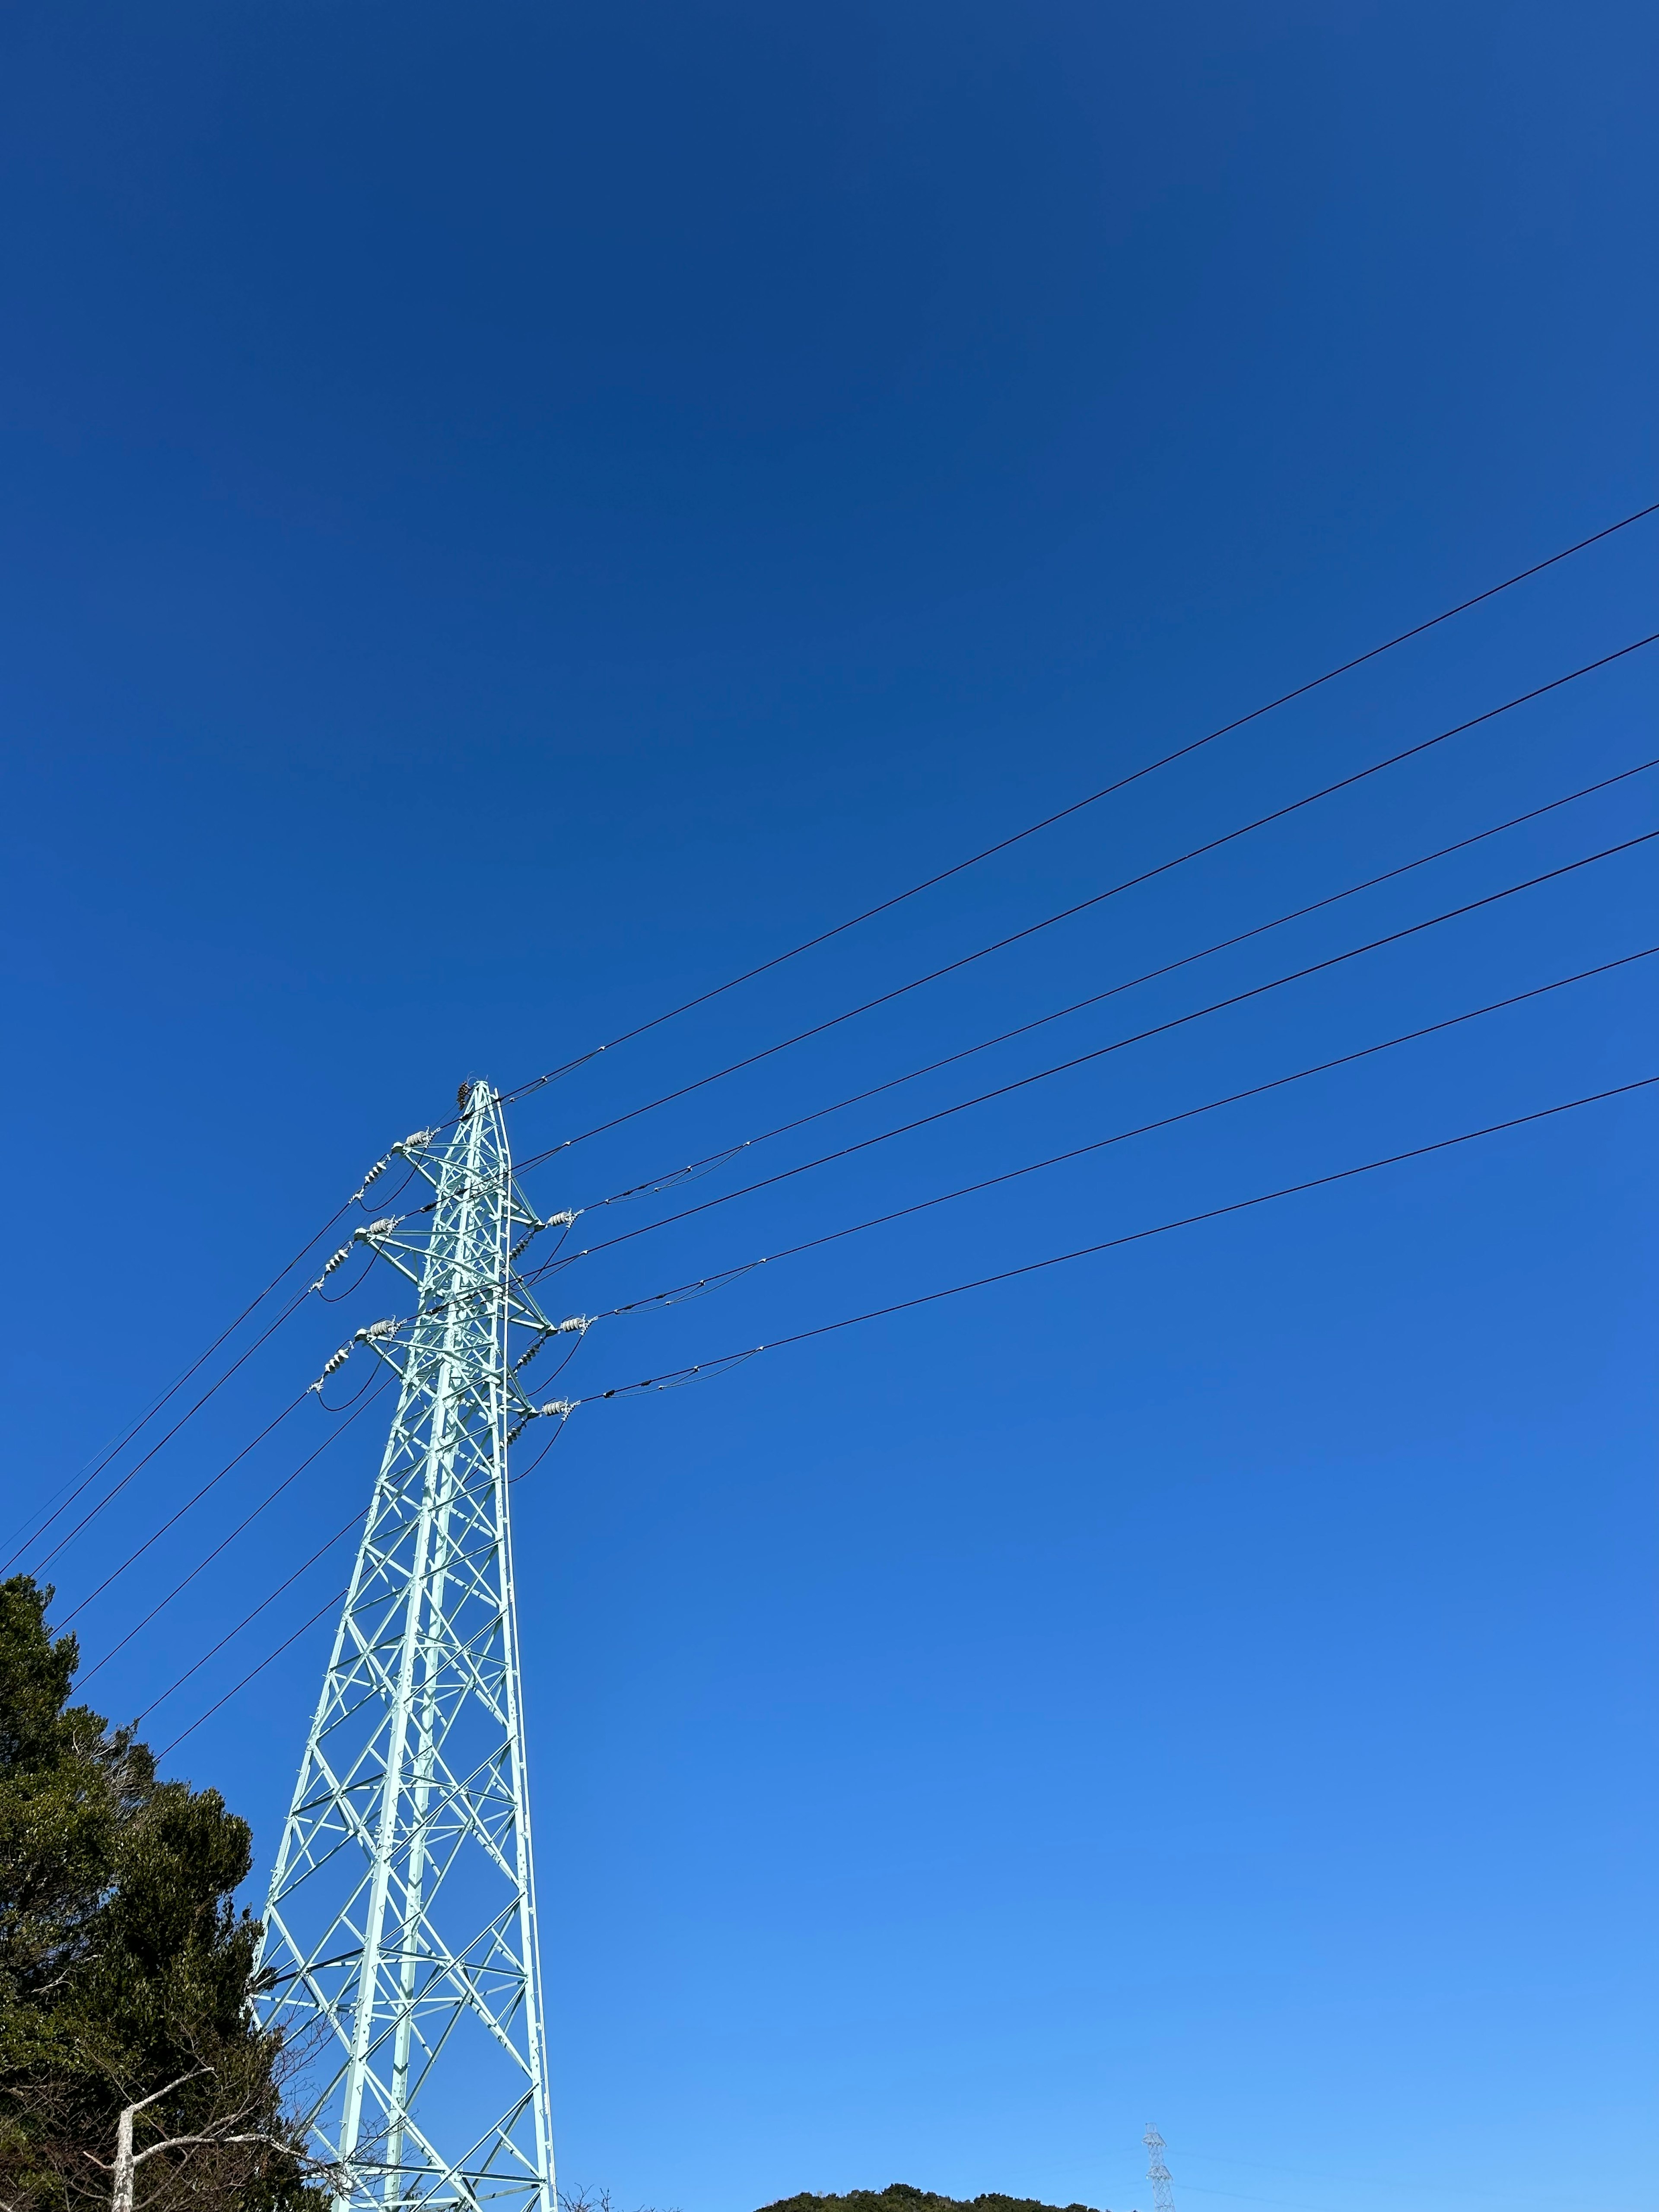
0,1573,314,2211
759,2186,1105,2212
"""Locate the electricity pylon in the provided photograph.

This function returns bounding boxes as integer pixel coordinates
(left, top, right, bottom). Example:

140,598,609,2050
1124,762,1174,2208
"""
1144,2126,1176,2212
257,1083,576,2212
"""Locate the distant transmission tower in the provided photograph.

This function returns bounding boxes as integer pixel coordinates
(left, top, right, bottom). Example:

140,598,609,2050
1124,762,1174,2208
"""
257,1083,575,2212
1144,2126,1177,2212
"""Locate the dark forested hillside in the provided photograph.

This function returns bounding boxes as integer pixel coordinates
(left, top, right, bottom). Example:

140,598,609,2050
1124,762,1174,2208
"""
759,2184,1107,2212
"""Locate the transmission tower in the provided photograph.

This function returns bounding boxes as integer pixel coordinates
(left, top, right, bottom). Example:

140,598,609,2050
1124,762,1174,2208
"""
257,1083,575,2212
1144,2126,1176,2212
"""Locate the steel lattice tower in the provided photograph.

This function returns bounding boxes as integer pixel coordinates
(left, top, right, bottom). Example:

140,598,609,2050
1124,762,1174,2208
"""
258,1084,572,2212
1143,2126,1176,2212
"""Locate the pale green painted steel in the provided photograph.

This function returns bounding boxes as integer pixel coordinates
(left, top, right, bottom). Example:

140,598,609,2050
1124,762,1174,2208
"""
1144,2127,1177,2212
257,1086,567,2212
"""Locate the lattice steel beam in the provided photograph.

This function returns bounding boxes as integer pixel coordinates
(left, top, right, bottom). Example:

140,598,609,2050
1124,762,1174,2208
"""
259,1085,570,2212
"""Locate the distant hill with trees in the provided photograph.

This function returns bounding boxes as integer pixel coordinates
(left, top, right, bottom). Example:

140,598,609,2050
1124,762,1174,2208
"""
759,2183,1105,2212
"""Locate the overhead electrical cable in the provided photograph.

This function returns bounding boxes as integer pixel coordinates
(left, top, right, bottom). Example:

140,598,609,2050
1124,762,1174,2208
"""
53,1387,312,1630
316,1363,394,1414
75,946,1653,1636
568,1075,1659,1404
525,827,1659,1276
507,1417,572,1487
143,1065,1659,1747
516,632,1659,1170
35,520,1657,1659
43,549,1653,1611
70,1378,393,1680
17,1132,431,1579
82,507,1659,1751
585,947,1656,1323
571,754,1659,1214
499,499,1659,1111
0,1208,352,1575
130,1518,369,1733
21,1284,318,1578
151,1574,356,1759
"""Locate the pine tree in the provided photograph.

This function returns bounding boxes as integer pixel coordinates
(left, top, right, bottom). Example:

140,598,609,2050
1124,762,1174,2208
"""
0,1574,319,2212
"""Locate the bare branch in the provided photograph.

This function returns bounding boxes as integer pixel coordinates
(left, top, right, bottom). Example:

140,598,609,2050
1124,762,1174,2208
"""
130,2130,289,2168
125,2072,212,2123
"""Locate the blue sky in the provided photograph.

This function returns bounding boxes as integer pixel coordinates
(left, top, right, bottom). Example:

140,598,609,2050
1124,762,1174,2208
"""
1,5,1655,2212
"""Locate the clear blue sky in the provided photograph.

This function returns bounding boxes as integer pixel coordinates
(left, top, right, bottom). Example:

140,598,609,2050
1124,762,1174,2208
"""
1,6,1654,2212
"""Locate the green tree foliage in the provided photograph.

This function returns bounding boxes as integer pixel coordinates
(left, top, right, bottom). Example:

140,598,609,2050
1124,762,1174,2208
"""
0,1574,315,2211
758,2190,1103,2212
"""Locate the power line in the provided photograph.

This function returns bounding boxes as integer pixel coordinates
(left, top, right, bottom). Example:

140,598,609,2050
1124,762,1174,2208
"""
66,945,1648,1660
10,1127,431,1582
1174,2145,1564,2209
526,828,1658,1276
34,519,1654,1631
568,754,1658,1217
152,1578,353,1759
70,591,1659,1739
53,1389,311,1630
322,827,1656,1349
515,632,1659,1169
46,548,1651,1607
499,498,1659,1111
569,1074,1658,1403
15,1135,435,1582
586,947,1656,1325
107,811,1609,1459
1175,2187,1348,2212
127,1511,367,1735
73,1378,392,1686
131,1065,1656,1748
0,1210,350,1576
22,1284,317,1579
